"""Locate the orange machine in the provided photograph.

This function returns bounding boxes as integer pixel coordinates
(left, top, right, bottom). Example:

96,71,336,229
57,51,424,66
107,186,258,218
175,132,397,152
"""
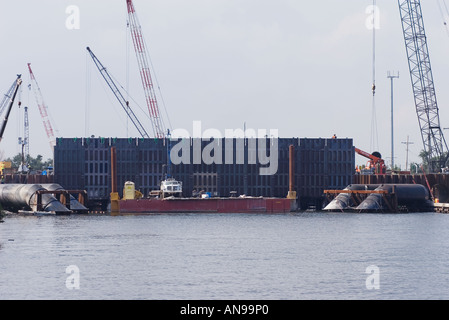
355,147,386,174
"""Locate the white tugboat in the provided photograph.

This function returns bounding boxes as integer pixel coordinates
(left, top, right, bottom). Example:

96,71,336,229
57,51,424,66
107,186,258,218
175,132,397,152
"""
158,129,183,199
160,178,183,198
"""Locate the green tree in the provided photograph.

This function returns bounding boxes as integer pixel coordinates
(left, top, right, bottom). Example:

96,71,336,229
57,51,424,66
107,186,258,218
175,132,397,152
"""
4,153,53,171
419,150,449,173
418,150,429,172
409,162,420,174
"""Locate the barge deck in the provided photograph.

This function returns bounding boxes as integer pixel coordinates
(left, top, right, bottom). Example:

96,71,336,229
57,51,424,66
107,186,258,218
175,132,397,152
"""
118,197,294,214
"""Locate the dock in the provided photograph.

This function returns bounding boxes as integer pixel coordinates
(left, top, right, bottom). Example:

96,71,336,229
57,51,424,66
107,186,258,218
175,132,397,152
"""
433,203,449,213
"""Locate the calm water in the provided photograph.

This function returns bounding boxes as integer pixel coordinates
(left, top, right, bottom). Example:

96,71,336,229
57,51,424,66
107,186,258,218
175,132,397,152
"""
1,211,449,300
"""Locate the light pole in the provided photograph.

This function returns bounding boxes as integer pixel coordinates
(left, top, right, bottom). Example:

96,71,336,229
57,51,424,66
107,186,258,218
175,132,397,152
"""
387,71,399,170
402,135,414,172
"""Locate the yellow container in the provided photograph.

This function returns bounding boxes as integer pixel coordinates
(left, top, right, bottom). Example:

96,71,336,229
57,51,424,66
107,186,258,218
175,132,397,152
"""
0,161,11,169
123,181,136,200
0,161,11,173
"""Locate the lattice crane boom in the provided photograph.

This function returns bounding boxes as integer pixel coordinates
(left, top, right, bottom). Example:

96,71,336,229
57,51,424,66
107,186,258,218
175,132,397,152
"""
0,79,17,116
126,0,166,139
398,0,449,172
23,106,30,160
0,74,22,142
86,46,150,139
27,63,56,150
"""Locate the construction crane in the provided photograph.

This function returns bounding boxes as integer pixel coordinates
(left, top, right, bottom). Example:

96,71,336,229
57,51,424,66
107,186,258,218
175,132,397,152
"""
18,106,30,173
355,147,386,174
86,46,150,139
27,63,57,151
23,106,29,161
0,75,22,142
126,0,166,139
398,0,449,173
0,78,18,117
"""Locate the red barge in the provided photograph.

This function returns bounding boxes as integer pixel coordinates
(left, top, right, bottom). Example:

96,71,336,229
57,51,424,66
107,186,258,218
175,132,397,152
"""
119,197,293,214
109,147,297,215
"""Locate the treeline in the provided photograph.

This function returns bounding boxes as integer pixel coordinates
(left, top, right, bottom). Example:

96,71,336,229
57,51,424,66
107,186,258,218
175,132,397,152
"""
3,154,53,171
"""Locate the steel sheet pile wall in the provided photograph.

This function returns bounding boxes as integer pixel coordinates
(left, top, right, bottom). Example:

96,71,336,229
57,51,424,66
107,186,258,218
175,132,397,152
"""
54,137,165,208
297,138,355,209
169,138,298,199
54,137,355,210
353,173,449,203
3,174,53,184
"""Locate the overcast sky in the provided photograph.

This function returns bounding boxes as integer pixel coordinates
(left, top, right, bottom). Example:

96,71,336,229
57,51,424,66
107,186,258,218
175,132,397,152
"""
2,0,449,169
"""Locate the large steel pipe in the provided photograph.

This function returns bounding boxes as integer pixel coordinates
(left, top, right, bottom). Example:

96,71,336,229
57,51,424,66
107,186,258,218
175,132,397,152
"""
356,184,431,212
323,184,380,211
40,183,88,213
0,184,71,214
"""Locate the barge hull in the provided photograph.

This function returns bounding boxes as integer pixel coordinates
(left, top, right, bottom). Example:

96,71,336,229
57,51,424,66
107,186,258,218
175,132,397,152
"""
119,197,293,214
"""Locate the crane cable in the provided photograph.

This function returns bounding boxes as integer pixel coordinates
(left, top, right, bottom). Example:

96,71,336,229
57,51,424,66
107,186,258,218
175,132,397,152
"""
437,0,449,37
85,50,91,137
16,84,23,155
126,19,130,138
370,0,379,153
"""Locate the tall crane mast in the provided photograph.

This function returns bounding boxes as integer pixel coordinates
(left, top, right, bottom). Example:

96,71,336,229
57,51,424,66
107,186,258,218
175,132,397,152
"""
126,0,166,139
17,106,30,174
0,75,22,142
23,106,30,160
86,46,150,139
27,63,56,151
398,0,449,172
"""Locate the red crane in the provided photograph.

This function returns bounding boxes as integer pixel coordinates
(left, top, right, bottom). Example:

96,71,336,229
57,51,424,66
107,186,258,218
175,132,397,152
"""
126,0,166,139
27,63,56,150
355,147,386,175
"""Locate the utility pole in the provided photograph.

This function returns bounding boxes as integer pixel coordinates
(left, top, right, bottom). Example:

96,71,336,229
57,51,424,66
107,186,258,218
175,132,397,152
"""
402,135,414,172
387,71,399,170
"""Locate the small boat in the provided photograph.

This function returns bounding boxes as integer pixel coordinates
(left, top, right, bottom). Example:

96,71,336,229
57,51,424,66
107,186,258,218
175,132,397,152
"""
159,178,183,199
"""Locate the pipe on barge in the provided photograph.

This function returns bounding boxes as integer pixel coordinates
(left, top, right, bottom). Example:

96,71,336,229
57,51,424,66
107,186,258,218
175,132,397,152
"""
0,184,71,214
356,184,431,212
323,184,380,211
40,183,89,213
324,184,433,213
